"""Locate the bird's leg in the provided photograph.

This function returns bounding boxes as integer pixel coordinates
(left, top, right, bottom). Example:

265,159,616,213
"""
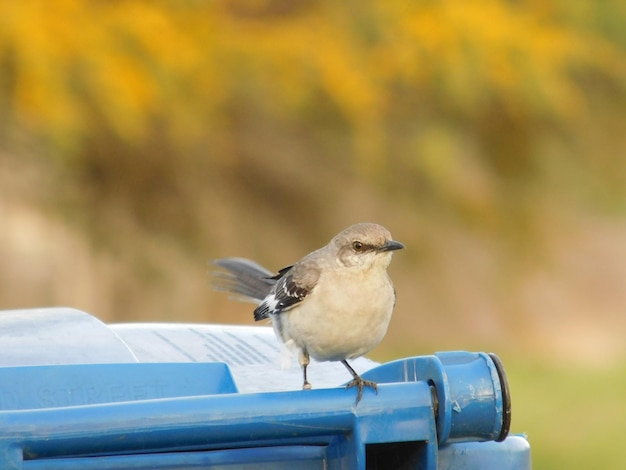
341,360,378,404
300,350,312,390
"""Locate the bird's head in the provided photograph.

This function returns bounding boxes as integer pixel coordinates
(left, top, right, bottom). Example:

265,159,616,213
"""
332,223,404,270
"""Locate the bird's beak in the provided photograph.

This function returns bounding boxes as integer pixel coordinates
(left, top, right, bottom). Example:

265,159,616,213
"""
379,240,405,252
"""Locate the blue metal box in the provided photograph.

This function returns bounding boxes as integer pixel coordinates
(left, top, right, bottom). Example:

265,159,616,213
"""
0,308,530,469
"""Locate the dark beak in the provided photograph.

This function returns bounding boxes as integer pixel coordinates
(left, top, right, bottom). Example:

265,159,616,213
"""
379,240,405,252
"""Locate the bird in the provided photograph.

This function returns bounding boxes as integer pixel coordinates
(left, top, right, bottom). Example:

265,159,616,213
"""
212,222,404,404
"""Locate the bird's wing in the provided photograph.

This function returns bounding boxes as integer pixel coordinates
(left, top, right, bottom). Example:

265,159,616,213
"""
253,261,320,321
269,265,294,280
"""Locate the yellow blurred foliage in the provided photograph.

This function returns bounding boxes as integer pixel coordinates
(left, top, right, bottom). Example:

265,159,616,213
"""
2,0,623,160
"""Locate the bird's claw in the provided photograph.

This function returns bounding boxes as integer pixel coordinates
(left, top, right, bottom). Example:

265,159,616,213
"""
346,377,378,405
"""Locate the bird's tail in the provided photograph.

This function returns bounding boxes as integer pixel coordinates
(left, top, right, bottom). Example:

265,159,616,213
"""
211,257,276,303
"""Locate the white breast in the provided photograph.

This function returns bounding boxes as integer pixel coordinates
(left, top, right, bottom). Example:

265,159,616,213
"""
279,267,395,362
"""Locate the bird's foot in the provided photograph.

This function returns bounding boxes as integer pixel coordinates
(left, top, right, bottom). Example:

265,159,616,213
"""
302,381,312,390
346,377,378,405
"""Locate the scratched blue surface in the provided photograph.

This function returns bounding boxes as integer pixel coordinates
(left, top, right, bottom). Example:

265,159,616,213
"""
0,307,530,469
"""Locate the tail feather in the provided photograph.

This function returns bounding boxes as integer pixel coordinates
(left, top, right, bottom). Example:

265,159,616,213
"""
212,257,276,303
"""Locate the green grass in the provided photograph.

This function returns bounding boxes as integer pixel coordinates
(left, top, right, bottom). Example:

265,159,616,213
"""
373,349,626,468
503,358,626,469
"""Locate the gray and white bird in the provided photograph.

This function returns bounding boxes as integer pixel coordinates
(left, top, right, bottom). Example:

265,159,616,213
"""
212,222,404,403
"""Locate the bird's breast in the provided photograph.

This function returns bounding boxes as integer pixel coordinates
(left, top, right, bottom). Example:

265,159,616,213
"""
281,269,396,362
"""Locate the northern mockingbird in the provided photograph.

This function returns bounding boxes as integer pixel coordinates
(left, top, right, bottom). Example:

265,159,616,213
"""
213,223,404,403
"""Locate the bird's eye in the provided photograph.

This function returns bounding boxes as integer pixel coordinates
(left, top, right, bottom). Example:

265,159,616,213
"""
352,241,364,252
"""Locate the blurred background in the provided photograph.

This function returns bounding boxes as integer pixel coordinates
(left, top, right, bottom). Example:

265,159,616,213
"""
1,0,625,467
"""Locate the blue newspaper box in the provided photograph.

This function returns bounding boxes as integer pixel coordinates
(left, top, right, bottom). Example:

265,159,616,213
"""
0,308,530,469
